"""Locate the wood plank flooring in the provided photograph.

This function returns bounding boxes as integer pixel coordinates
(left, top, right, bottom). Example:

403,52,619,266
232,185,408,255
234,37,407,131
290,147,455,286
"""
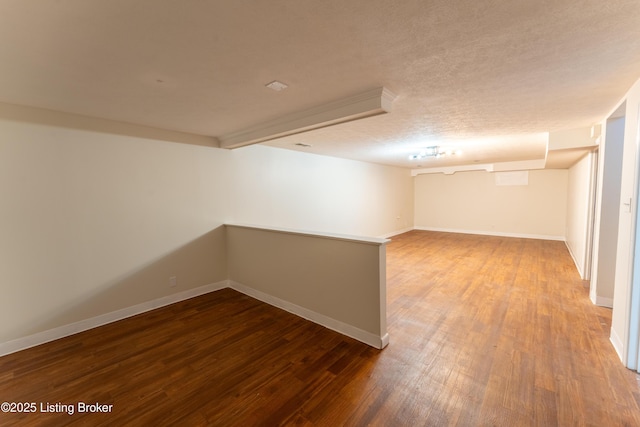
2,230,640,426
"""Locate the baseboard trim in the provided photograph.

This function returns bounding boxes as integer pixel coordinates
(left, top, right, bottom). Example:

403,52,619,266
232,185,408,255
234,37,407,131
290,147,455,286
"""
378,227,414,239
564,241,585,279
610,327,625,364
414,226,565,241
0,280,229,357
229,280,388,349
594,296,614,308
380,332,390,348
1,278,389,357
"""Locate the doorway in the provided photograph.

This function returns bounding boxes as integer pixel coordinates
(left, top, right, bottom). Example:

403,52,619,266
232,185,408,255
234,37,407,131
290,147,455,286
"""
591,105,626,307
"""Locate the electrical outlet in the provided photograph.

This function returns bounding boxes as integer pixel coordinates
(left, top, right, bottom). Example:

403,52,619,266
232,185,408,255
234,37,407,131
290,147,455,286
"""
169,276,177,288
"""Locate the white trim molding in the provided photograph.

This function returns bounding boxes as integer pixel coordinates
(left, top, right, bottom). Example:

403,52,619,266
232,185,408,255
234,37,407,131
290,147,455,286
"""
229,280,389,349
1,278,390,357
594,296,614,308
411,158,546,176
225,222,389,245
378,227,414,239
0,281,229,357
610,327,625,363
565,241,585,279
414,226,565,242
219,87,396,149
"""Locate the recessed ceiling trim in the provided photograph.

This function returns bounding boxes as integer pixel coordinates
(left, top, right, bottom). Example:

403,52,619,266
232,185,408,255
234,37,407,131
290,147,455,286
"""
411,158,546,176
219,87,396,149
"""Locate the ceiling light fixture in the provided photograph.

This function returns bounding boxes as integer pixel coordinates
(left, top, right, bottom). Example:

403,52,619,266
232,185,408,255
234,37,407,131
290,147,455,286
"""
408,146,462,160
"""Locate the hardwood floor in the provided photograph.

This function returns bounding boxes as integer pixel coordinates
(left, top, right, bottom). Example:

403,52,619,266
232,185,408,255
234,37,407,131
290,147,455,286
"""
2,230,640,426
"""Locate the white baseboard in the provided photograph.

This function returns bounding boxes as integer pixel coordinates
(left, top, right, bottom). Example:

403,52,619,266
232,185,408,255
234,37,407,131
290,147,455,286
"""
594,296,614,308
380,332,390,348
1,278,388,357
610,327,625,364
229,280,388,349
413,226,565,241
378,227,414,239
0,280,229,357
564,241,585,279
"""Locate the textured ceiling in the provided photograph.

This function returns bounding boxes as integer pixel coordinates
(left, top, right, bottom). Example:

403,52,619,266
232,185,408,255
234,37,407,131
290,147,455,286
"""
0,0,639,169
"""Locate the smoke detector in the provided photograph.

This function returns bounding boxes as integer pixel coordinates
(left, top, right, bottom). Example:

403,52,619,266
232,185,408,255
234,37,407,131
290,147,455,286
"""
265,80,288,91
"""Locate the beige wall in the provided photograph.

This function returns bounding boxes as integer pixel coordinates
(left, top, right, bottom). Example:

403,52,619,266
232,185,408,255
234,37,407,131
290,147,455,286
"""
226,225,388,347
0,103,412,346
0,113,230,343
414,169,568,239
229,144,414,238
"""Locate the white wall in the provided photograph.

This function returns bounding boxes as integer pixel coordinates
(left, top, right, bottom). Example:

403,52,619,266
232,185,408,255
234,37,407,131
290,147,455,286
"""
0,104,414,345
591,116,625,309
565,153,594,280
609,77,640,365
229,144,414,238
414,169,568,239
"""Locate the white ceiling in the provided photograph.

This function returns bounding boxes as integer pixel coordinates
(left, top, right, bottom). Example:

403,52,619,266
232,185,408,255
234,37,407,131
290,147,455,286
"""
1,0,639,169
